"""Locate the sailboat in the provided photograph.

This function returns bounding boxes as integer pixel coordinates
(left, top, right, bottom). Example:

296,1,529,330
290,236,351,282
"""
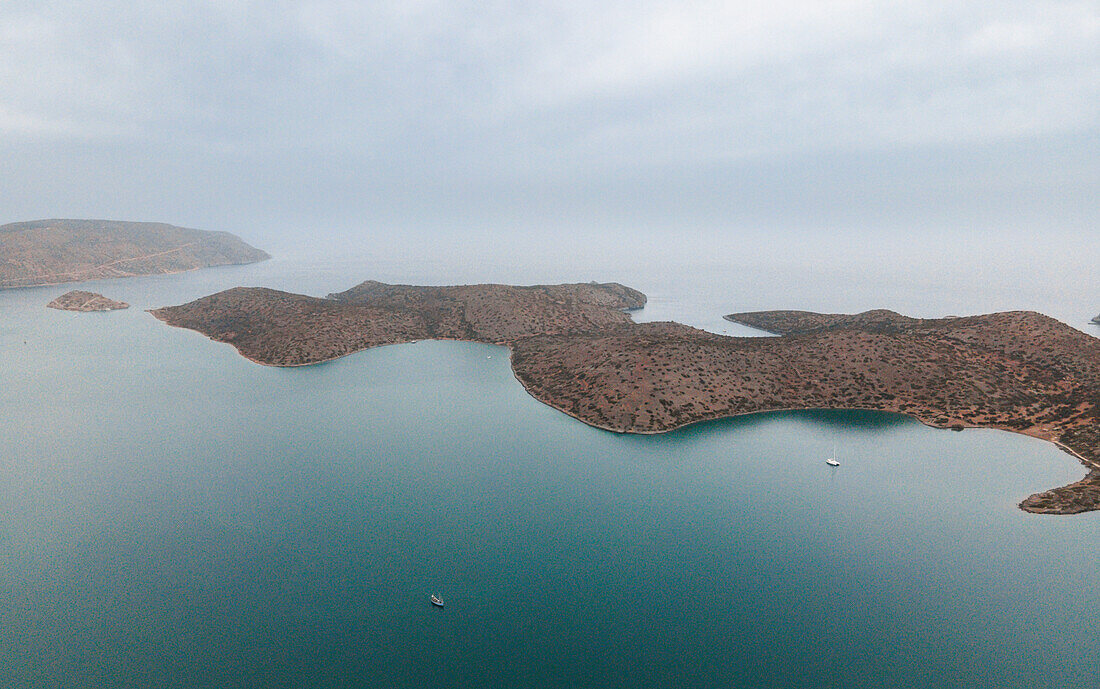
826,444,840,467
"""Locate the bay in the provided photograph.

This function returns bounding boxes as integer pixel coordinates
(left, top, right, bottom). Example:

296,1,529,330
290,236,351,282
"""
1,255,1097,688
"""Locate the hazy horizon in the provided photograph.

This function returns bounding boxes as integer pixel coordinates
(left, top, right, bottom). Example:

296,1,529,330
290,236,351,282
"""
4,6,1100,685
2,1,1097,264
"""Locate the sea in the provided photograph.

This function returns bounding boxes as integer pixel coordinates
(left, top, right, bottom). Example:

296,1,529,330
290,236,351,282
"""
1,243,1098,688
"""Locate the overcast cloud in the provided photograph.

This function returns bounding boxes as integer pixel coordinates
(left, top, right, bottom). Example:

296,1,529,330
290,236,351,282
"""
1,1,1097,253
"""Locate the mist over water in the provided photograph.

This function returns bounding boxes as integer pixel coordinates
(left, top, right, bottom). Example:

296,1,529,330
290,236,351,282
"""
235,224,1100,335
3,0,1097,682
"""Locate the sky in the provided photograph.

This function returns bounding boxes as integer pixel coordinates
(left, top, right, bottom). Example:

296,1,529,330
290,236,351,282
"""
0,1,1097,259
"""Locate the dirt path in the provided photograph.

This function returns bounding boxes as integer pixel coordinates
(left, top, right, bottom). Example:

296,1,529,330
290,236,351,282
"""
5,243,198,285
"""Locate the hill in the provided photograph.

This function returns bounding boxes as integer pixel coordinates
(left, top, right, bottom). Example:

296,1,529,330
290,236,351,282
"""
150,285,1100,514
0,219,269,289
46,290,129,311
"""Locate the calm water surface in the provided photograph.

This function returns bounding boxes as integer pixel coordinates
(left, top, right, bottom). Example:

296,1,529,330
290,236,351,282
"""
1,258,1098,688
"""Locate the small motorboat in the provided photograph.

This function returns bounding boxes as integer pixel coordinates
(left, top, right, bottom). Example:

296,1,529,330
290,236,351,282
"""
430,595,445,608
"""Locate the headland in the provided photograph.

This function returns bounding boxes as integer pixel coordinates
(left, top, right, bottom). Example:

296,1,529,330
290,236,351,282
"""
150,282,1100,515
0,219,269,289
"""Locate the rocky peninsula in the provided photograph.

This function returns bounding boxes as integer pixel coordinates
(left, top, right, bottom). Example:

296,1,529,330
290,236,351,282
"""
47,290,129,311
151,282,1100,515
150,281,646,365
0,219,269,289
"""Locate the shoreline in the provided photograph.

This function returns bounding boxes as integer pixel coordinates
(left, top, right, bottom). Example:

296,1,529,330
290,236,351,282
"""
517,371,1099,472
146,286,1100,515
152,309,1100,491
6,257,270,292
149,308,500,368
721,315,782,336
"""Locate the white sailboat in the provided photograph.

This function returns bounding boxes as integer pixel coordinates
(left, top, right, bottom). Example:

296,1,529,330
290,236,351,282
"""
826,444,840,466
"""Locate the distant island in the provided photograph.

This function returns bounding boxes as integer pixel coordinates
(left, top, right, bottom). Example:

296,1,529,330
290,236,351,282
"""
47,290,129,312
151,282,1100,515
0,219,269,289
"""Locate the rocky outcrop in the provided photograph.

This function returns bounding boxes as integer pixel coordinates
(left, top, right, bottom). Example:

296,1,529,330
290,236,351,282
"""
47,290,129,311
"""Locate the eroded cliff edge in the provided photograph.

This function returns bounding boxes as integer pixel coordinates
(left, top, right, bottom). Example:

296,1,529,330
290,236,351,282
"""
151,284,1100,515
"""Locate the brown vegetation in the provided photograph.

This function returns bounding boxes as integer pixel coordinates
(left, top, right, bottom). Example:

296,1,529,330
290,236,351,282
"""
46,290,129,312
151,285,1100,515
0,219,269,289
150,281,645,365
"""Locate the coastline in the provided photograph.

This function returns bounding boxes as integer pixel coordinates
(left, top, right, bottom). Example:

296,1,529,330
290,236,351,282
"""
152,309,1100,500
8,257,271,292
516,366,1099,473
721,315,782,336
146,288,1100,515
149,308,505,368
0,219,270,290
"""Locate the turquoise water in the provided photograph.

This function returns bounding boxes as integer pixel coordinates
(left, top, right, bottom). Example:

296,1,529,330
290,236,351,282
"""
1,261,1098,688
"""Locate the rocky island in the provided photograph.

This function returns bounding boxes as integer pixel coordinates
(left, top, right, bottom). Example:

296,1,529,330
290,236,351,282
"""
150,281,646,365
47,290,129,311
0,219,269,289
151,282,1100,515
